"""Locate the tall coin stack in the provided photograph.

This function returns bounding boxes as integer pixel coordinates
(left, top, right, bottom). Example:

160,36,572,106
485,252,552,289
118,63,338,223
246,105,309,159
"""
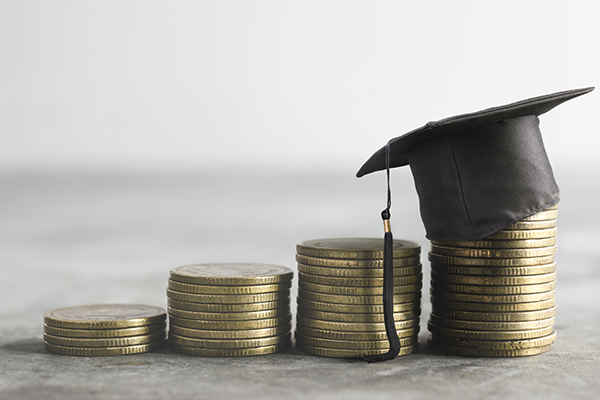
167,263,293,356
44,304,167,356
427,205,559,356
294,238,422,358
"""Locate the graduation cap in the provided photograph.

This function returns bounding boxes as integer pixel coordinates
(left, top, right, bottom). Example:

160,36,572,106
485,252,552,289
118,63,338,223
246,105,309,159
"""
357,87,594,362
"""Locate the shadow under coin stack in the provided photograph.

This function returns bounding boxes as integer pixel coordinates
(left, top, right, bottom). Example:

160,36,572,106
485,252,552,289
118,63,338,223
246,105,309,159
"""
294,238,422,358
167,263,293,356
44,304,167,356
427,205,559,356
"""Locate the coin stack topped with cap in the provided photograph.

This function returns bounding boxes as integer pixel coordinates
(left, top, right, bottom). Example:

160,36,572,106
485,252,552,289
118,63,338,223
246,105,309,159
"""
44,304,167,356
294,238,422,358
427,205,559,356
167,263,293,356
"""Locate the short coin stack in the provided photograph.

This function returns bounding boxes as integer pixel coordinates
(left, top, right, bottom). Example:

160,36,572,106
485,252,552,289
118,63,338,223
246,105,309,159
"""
44,304,167,356
427,205,559,356
294,238,422,358
167,263,293,356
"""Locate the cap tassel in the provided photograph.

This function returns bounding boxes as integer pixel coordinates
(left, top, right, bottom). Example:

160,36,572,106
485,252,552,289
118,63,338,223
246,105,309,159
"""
364,142,401,363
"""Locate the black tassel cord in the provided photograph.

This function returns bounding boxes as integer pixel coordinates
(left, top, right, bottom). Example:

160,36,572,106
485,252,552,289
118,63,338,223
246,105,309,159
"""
364,141,401,363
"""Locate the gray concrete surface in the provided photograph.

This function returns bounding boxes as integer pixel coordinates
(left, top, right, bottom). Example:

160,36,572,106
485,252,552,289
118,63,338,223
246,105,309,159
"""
1,166,599,400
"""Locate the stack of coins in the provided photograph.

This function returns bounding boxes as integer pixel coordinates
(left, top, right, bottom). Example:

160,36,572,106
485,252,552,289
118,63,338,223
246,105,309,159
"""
44,304,167,356
167,263,293,356
427,205,559,356
294,238,422,358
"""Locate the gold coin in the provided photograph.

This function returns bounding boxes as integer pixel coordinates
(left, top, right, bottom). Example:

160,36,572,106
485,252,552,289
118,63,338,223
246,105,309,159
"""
296,341,418,359
430,288,555,304
505,220,557,230
169,342,291,356
429,314,555,331
429,296,555,312
430,331,557,350
295,324,419,341
298,280,422,296
430,280,556,295
430,262,556,277
44,304,166,329
295,331,418,350
297,238,420,260
298,271,421,287
298,289,420,305
522,210,558,221
297,263,422,278
430,238,556,249
543,204,559,210
169,323,291,339
427,321,554,340
166,288,290,304
430,271,557,286
430,305,557,322
167,299,289,313
430,245,557,259
169,314,292,330
484,228,557,240
296,254,421,269
169,332,291,349
170,263,293,286
428,253,555,266
296,314,419,332
43,322,166,338
167,306,290,321
296,298,420,314
428,340,552,357
298,308,421,323
43,331,167,348
168,279,291,295
44,340,167,356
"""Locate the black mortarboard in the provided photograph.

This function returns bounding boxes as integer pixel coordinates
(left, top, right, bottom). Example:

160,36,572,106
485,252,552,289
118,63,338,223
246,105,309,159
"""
356,87,594,362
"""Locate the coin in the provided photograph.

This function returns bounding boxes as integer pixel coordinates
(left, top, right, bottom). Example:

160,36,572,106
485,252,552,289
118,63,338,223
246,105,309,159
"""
298,289,420,305
168,279,291,295
430,288,555,304
298,271,422,287
429,314,555,331
168,332,291,349
170,263,293,286
484,228,557,240
296,341,418,358
295,324,419,341
430,271,557,285
430,331,557,350
427,340,552,357
169,314,292,330
430,305,557,322
43,330,167,348
430,280,556,295
427,322,554,340
505,220,557,230
166,288,290,304
167,306,290,321
44,304,167,329
298,280,422,296
429,296,555,312
295,254,421,269
167,299,289,313
430,245,557,259
295,331,418,350
430,238,556,249
43,323,167,338
428,253,555,266
169,323,292,339
297,263,422,278
44,340,167,356
299,308,421,323
430,262,556,277
297,238,420,260
521,210,558,221
296,314,419,332
169,342,291,356
296,298,420,314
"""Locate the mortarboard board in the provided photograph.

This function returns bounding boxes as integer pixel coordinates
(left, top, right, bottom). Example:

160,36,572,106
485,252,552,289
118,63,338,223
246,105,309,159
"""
356,87,594,362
